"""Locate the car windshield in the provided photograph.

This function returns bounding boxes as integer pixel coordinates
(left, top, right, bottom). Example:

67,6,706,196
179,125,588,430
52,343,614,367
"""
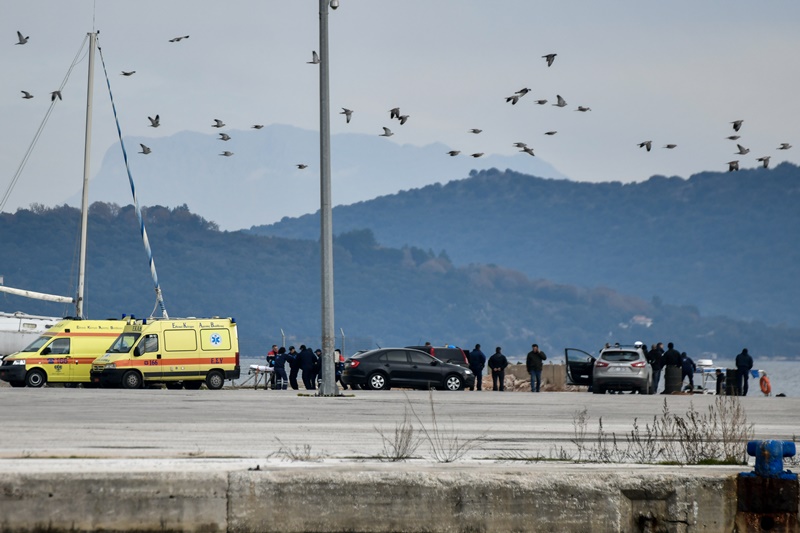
601,351,640,362
21,336,50,352
107,333,140,353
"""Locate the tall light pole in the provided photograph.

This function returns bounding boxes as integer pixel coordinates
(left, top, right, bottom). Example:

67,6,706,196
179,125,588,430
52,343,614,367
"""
317,0,337,396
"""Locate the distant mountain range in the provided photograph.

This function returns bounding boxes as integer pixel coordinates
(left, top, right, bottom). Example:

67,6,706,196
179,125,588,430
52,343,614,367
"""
77,124,567,231
3,203,798,360
250,163,800,329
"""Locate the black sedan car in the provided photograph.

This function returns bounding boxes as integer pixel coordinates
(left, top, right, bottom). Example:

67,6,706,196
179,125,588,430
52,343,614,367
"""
341,348,474,391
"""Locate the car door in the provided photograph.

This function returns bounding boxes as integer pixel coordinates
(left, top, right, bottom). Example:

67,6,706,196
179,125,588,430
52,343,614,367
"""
407,350,442,388
134,334,162,381
379,350,413,386
41,337,71,383
564,348,596,386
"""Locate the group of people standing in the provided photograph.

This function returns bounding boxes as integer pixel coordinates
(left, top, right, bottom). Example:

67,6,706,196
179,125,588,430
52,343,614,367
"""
465,344,547,392
642,341,754,395
265,344,345,391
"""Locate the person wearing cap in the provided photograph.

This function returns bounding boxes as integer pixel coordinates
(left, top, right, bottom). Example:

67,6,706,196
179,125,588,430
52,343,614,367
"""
526,344,547,392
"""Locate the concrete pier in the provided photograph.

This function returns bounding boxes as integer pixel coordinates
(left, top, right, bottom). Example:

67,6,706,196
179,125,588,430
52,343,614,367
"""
0,386,796,531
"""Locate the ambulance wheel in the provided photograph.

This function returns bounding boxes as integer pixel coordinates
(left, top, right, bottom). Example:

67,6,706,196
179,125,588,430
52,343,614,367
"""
121,370,143,389
9,381,25,388
206,370,225,390
183,381,202,390
165,382,183,390
25,369,46,388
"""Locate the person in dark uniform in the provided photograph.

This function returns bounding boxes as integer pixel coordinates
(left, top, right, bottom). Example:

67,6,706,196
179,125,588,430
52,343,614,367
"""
467,344,486,391
273,347,288,390
287,346,300,390
297,345,317,390
680,352,696,392
647,343,664,393
526,344,547,392
487,347,508,391
735,348,754,396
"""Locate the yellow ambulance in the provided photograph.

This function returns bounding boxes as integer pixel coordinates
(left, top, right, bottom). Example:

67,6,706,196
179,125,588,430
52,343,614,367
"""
0,318,125,387
90,317,240,390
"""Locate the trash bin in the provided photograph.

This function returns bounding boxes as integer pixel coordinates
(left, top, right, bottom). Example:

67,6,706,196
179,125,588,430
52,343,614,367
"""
726,368,738,396
664,366,682,393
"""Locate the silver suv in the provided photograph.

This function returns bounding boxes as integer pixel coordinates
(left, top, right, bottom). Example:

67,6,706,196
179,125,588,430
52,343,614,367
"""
592,345,653,394
564,344,653,394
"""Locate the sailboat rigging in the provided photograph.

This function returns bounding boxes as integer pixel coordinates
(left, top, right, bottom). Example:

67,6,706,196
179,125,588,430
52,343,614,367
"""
1,32,167,356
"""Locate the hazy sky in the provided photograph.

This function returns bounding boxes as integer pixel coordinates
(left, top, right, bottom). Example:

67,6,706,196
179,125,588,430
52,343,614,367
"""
2,1,799,215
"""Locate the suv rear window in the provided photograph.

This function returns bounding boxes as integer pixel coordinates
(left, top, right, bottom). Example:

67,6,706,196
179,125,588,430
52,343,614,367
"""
600,351,640,362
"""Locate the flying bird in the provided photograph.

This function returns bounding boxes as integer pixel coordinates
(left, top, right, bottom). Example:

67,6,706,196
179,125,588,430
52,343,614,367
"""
16,31,29,45
379,127,393,137
398,114,409,125
121,71,136,76
731,120,743,132
220,151,234,157
513,142,527,148
296,164,308,169
212,119,225,128
470,153,484,158
516,88,531,96
20,90,33,99
251,124,264,129
756,156,771,168
727,160,739,172
576,106,591,112
638,141,652,152
735,144,750,155
778,143,792,150
148,115,160,127
663,144,677,149
726,135,740,141
468,128,482,134
340,108,353,123
542,53,557,67
50,90,62,101
307,51,320,64
553,95,567,108
138,144,151,155
169,35,190,42
389,107,400,120
534,99,548,105
520,147,535,156
218,133,231,141
544,131,557,136
447,150,460,156
505,94,521,105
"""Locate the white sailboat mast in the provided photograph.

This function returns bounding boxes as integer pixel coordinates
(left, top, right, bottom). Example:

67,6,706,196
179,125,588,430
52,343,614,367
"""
76,32,96,318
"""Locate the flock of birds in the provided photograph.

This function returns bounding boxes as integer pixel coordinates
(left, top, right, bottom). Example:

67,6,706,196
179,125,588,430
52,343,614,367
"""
636,118,792,172
11,29,796,175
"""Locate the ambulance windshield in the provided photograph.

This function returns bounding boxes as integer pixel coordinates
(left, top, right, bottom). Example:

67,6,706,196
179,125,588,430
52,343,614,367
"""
108,333,140,353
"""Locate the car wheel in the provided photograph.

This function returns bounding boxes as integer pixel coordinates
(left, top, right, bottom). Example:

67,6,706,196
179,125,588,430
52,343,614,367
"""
367,372,388,390
206,370,225,390
121,370,143,389
184,381,203,390
444,375,463,391
9,381,25,388
25,369,46,388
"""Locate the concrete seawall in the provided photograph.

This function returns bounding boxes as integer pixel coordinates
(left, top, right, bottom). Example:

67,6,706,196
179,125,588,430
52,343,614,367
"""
0,464,743,532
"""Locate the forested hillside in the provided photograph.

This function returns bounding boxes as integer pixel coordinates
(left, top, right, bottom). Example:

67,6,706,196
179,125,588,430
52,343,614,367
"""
251,163,800,328
2,204,799,359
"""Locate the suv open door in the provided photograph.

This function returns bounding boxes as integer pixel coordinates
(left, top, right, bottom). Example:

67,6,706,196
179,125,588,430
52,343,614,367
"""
564,348,596,386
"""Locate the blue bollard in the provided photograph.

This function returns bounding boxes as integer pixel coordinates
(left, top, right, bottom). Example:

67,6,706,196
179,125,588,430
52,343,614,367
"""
742,440,797,480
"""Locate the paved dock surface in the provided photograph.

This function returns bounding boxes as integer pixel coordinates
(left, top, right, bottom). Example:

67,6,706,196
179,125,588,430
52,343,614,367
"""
0,388,796,531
